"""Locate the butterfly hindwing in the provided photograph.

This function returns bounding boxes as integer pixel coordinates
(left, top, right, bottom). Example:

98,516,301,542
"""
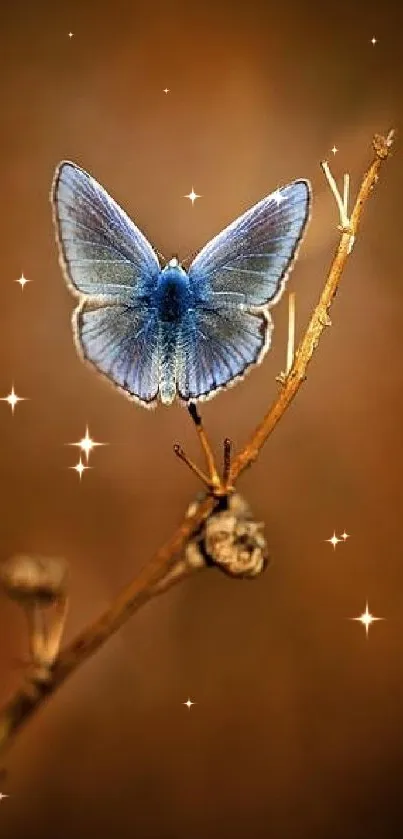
188,180,311,308
177,305,270,401
75,301,160,405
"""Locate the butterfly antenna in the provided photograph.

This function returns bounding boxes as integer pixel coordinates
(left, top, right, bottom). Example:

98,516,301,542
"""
180,248,199,269
154,248,167,266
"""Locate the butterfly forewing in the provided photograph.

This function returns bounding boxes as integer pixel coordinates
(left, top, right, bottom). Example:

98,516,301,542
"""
52,162,160,300
188,181,311,308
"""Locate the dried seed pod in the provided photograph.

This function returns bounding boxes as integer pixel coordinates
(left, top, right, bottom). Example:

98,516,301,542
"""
0,554,68,606
185,492,269,579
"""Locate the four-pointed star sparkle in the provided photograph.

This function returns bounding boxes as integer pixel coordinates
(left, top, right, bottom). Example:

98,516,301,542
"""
326,532,342,549
0,386,27,413
68,426,106,462
16,273,30,289
70,458,91,480
163,87,169,94
331,146,338,155
184,188,201,204
271,189,284,206
184,698,195,709
371,36,377,45
351,602,383,638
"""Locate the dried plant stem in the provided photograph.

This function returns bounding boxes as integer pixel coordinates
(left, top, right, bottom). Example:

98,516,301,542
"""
286,292,296,375
0,130,394,761
228,130,394,482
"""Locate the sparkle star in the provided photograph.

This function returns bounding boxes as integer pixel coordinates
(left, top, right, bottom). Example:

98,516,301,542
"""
16,273,30,289
68,426,106,462
163,87,169,94
271,189,284,206
70,458,90,480
0,386,27,414
331,146,338,155
183,698,195,709
371,36,377,45
68,32,74,38
340,531,350,541
184,188,201,205
351,602,383,638
326,532,341,550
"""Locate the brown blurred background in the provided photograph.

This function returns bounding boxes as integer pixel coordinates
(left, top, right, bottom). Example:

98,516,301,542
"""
0,0,402,836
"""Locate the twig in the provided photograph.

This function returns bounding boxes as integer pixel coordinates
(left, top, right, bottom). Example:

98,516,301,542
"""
343,173,350,216
0,129,395,761
173,444,211,488
286,292,296,375
228,129,394,482
321,159,351,230
222,438,232,487
187,403,222,490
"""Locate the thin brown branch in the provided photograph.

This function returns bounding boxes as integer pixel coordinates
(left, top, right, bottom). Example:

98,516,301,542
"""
229,129,394,483
0,129,395,763
173,443,211,488
286,292,296,375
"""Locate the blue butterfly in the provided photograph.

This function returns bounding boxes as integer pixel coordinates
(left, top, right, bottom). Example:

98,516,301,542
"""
51,162,311,407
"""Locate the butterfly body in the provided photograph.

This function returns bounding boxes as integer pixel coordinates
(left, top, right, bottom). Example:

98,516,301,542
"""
51,162,311,408
155,258,194,323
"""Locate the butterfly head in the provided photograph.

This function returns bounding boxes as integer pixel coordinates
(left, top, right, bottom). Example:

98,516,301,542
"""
159,256,189,283
167,256,180,268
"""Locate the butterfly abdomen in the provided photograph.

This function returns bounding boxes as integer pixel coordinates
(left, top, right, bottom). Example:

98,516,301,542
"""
158,321,178,405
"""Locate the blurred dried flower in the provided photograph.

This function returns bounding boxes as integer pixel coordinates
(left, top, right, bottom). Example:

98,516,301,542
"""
0,554,68,606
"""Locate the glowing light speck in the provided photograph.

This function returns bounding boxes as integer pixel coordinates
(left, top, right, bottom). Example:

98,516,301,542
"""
326,532,341,550
183,698,195,709
351,602,383,638
16,273,30,289
70,458,90,480
68,426,106,462
271,189,284,206
0,386,27,414
184,188,201,205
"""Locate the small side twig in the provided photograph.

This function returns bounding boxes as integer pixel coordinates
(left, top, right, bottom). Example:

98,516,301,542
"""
321,159,351,231
174,404,232,496
222,438,232,487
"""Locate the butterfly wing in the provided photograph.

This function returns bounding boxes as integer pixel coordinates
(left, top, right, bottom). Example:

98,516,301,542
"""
188,180,311,307
75,302,160,405
51,161,162,405
178,180,311,401
177,306,270,401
